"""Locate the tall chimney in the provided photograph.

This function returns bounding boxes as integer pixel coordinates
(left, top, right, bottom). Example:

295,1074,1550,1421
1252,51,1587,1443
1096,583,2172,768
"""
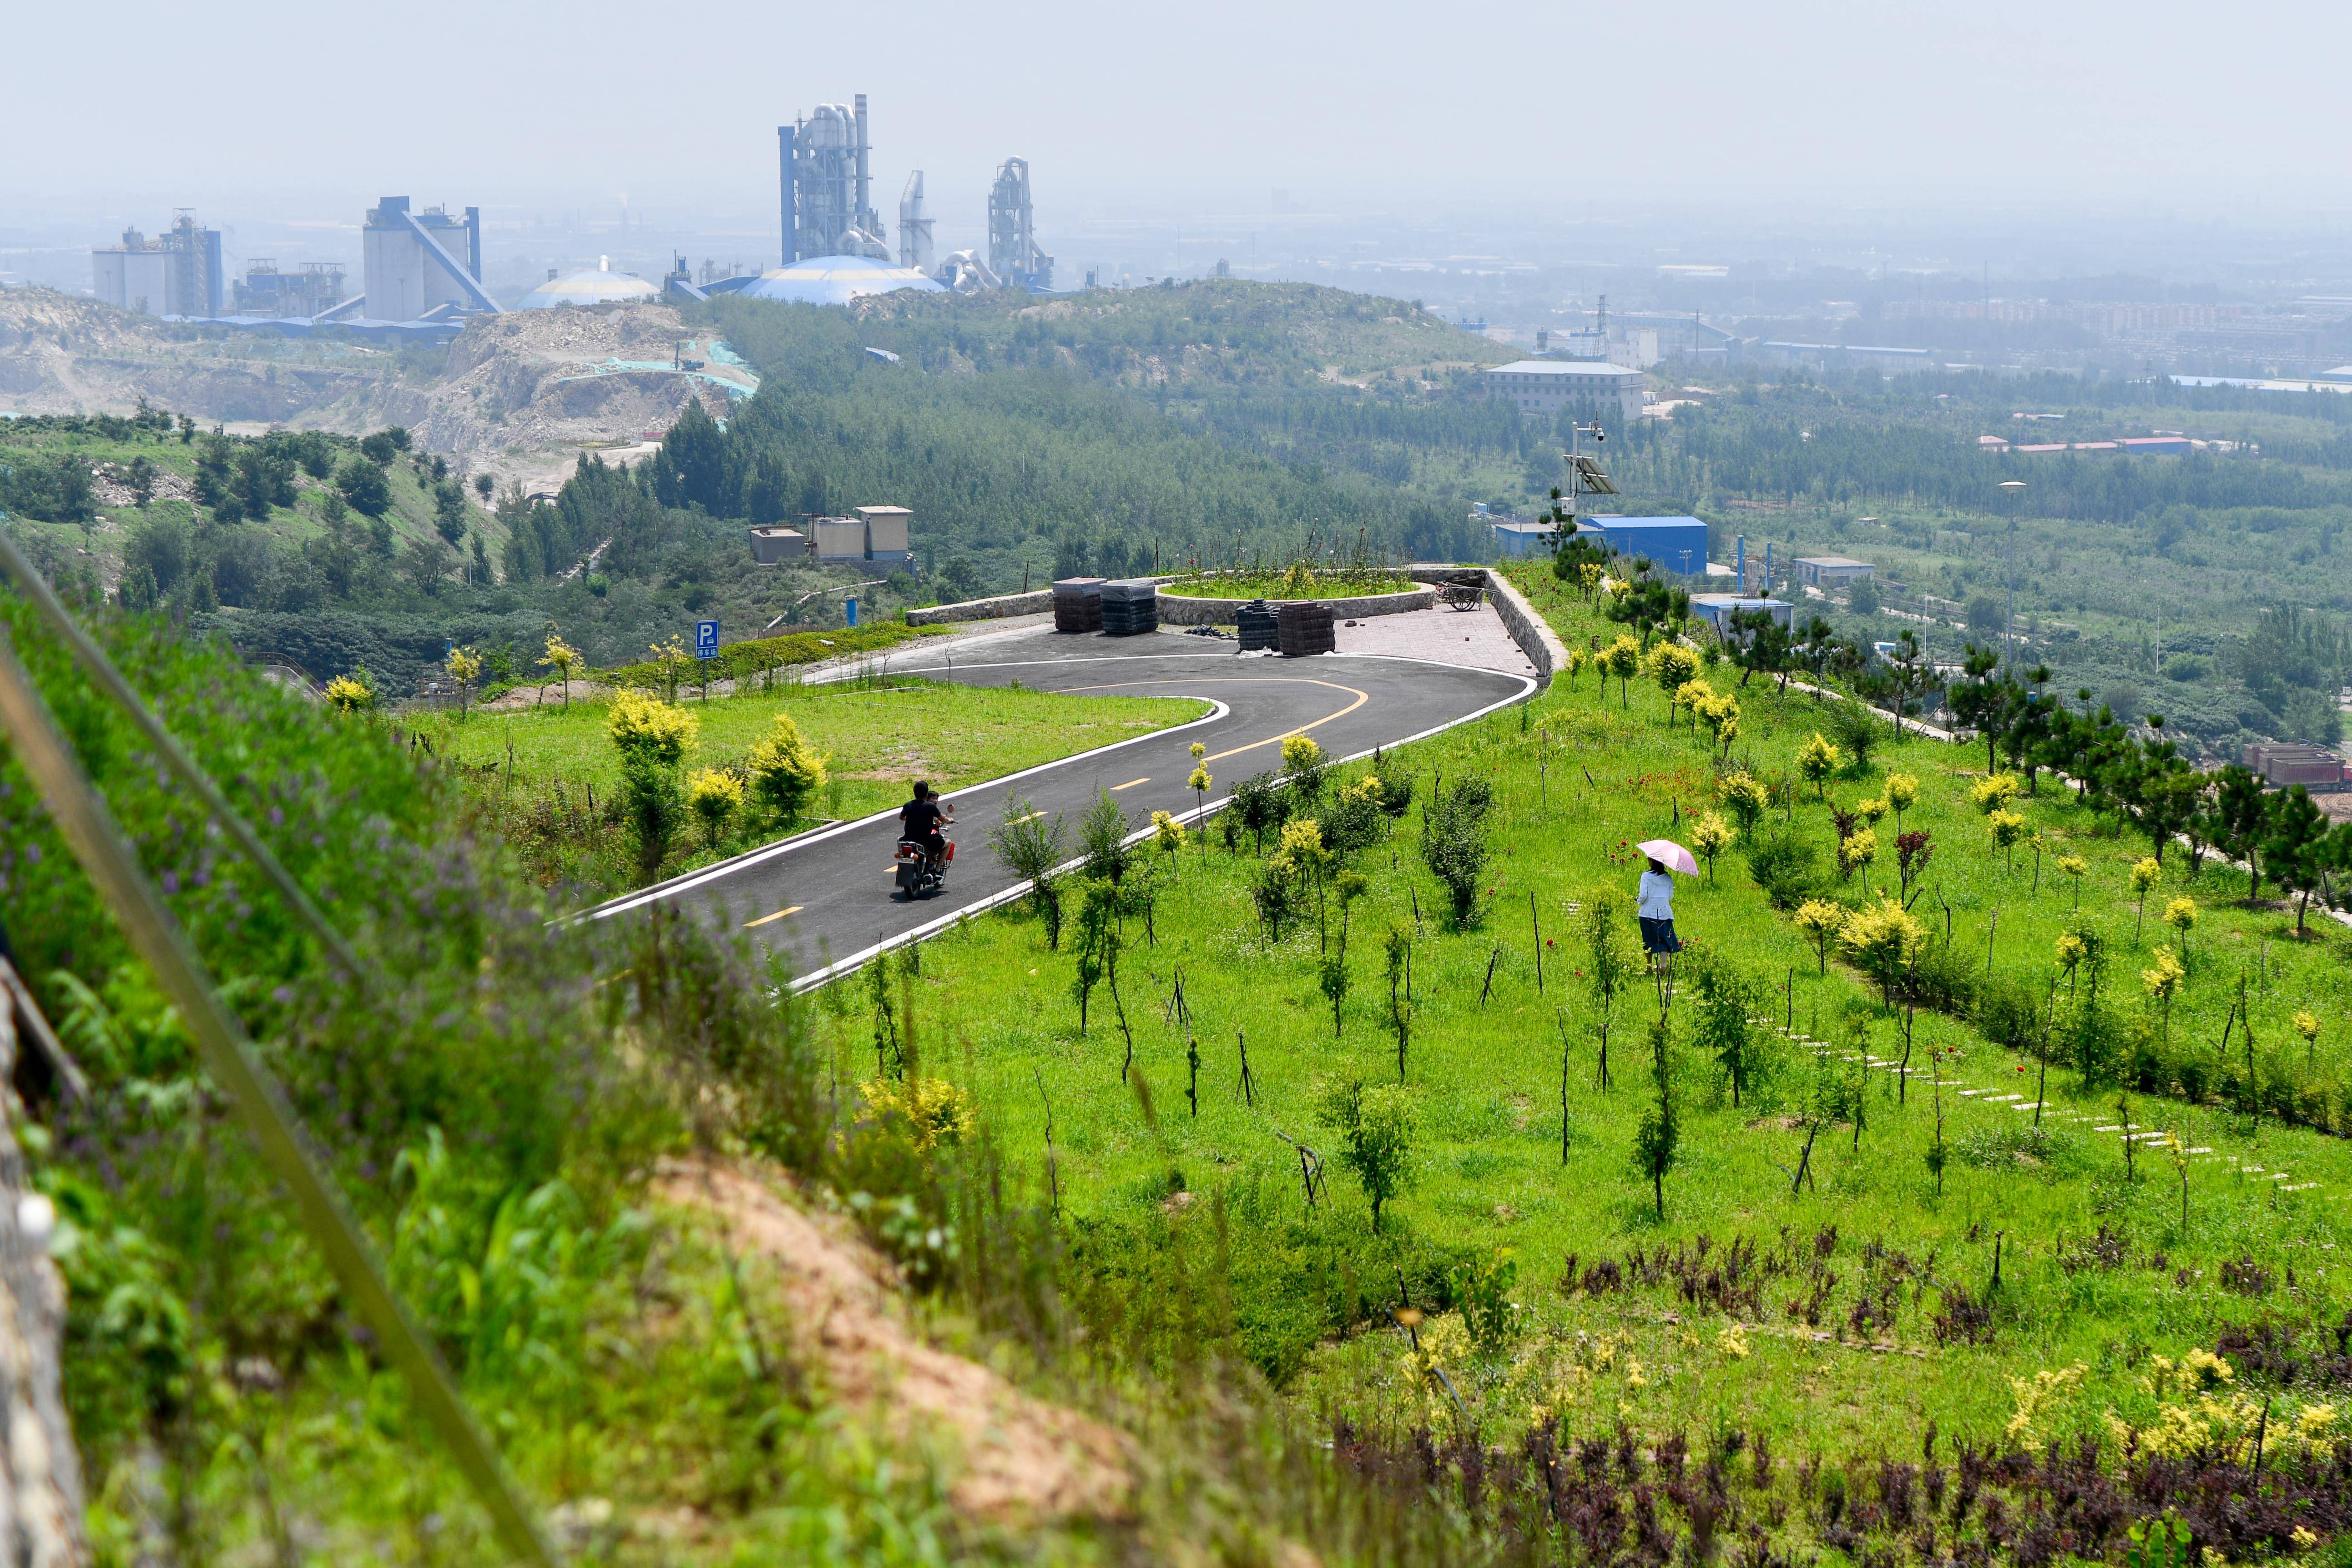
777,123,797,265
853,94,871,230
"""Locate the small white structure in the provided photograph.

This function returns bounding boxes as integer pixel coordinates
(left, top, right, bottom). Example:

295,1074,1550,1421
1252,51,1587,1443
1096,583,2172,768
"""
748,525,810,564
1691,594,1794,632
856,505,912,565
1792,555,1875,588
519,257,661,309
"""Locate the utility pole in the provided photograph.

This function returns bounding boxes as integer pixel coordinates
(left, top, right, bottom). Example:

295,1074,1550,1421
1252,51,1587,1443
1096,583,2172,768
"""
1998,480,2027,669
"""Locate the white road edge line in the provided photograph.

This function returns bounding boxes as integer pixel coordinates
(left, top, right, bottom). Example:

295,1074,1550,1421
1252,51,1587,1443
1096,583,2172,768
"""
570,696,1234,922
782,665,1538,993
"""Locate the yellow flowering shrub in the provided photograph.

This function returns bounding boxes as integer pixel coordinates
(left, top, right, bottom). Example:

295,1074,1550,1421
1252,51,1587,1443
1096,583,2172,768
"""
858,1075,976,1153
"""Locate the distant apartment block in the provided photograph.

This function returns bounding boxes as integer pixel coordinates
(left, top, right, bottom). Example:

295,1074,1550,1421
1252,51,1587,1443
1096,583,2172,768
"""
1484,361,1645,422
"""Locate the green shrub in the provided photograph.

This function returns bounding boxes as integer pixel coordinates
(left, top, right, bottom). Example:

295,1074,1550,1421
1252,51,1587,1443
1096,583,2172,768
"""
1978,976,2044,1050
1421,776,1494,925
1229,770,1292,852
1746,830,1828,910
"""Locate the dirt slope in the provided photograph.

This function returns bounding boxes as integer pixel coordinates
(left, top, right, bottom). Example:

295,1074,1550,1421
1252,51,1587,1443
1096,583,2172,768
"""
656,1157,1135,1526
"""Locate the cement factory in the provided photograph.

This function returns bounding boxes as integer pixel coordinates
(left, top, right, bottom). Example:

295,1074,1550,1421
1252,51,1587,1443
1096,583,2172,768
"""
85,91,1057,336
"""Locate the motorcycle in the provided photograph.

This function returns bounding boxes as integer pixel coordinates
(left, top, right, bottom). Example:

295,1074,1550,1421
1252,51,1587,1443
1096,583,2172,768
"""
893,837,954,900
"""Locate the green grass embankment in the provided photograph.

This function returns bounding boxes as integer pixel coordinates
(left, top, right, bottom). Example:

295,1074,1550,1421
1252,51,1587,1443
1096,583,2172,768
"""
852,556,2352,1470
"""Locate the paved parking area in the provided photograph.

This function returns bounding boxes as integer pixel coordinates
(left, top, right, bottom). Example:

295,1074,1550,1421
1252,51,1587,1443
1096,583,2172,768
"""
1333,602,1538,679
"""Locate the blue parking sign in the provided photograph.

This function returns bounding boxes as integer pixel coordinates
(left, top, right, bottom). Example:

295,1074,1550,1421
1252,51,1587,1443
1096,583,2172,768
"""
694,619,719,660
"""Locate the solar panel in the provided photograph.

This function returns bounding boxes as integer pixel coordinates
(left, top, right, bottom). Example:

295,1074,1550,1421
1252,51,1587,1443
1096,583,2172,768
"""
1571,455,1620,495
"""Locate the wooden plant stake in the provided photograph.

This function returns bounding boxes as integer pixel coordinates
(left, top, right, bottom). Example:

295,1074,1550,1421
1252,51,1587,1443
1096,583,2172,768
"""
1556,1007,1574,1166
1480,947,1503,1008
1531,890,1544,993
1035,1067,1060,1218
1237,1029,1255,1107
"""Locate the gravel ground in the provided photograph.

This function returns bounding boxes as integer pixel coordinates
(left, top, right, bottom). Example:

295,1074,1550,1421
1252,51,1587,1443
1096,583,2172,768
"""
1333,602,1537,678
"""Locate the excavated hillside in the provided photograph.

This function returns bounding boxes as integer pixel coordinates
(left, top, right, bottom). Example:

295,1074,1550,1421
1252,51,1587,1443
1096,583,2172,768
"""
406,303,750,489
0,287,409,426
0,291,750,489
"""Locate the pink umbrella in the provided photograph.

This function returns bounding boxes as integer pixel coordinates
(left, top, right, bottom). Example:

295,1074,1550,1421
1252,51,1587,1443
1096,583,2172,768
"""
1636,839,1700,876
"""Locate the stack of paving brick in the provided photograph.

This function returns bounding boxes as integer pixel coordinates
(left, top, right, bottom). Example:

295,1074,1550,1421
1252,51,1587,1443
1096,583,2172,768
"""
1100,578,1159,636
1236,598,1280,651
1052,577,1103,633
1276,601,1335,657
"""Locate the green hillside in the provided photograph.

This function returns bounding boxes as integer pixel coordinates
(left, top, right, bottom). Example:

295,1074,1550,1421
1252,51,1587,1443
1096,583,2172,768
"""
13,534,2352,1563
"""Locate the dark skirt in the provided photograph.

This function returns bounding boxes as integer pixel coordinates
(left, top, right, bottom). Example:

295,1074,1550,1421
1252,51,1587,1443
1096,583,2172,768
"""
1639,916,1681,955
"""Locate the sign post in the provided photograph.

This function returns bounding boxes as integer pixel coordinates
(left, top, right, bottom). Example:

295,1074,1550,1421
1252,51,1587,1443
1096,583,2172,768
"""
694,619,719,660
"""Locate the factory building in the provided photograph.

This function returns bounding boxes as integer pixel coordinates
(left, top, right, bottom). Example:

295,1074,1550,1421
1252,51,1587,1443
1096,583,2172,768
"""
1484,360,1645,422
1577,516,1711,575
750,507,913,566
987,158,1053,291
1690,594,1794,632
91,212,222,317
519,258,661,309
362,197,498,321
1792,555,1875,588
1490,520,1560,558
780,97,888,264
231,260,348,319
2243,742,2347,790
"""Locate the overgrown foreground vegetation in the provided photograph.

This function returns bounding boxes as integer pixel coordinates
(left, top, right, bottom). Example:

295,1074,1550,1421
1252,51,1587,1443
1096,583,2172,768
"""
17,547,2352,1564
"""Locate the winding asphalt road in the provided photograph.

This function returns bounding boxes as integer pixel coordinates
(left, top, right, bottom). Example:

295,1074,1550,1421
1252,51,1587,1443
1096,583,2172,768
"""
585,623,1534,987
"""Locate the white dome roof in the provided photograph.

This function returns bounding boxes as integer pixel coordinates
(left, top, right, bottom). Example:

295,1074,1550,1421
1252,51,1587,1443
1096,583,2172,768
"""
519,260,661,308
734,254,945,306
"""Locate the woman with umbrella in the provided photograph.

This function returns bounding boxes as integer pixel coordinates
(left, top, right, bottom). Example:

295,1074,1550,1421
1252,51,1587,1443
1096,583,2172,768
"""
1636,838,1697,966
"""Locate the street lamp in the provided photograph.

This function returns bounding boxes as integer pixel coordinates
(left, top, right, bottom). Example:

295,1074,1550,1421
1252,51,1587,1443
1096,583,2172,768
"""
1997,480,2027,668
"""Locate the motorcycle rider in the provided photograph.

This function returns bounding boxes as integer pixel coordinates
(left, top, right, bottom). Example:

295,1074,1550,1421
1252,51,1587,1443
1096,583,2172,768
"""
898,781,952,864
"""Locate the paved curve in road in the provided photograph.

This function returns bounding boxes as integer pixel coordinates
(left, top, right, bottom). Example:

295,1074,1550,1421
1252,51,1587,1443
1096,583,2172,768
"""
586,623,1533,986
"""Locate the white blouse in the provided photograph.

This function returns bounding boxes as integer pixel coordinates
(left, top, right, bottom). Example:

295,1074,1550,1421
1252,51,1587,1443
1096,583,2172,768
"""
1638,870,1676,921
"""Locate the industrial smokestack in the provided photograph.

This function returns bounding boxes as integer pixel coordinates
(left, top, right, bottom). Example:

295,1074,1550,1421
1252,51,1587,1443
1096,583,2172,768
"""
777,123,796,265
853,94,871,233
898,171,933,272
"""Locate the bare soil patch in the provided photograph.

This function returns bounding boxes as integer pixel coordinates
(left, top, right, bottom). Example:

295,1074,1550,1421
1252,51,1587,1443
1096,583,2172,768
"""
656,1158,1135,1525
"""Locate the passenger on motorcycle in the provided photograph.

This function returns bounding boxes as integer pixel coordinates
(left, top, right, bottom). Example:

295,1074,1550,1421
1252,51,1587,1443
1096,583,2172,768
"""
899,781,952,859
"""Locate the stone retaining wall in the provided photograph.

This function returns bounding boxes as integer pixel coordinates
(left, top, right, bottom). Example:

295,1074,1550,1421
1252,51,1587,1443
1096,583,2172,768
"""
906,589,1051,626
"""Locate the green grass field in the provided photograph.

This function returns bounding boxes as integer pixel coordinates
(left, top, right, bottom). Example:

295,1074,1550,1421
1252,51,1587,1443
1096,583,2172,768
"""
432,678,1206,819
847,559,2352,1475
1160,570,1419,600
427,677,1210,900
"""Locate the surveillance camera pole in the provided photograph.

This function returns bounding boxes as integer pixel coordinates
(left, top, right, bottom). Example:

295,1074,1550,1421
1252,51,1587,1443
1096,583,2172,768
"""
1566,419,1606,526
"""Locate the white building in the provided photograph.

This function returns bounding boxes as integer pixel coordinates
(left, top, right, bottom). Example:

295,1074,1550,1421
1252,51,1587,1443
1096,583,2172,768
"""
1484,360,1645,422
1792,555,1875,588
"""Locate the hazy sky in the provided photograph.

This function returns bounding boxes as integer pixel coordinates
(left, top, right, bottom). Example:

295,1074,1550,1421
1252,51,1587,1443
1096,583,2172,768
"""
7,0,2349,221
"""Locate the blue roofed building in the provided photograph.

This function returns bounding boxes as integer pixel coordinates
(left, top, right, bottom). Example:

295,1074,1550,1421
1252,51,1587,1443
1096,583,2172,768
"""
1577,515,1711,576
1690,594,1794,632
